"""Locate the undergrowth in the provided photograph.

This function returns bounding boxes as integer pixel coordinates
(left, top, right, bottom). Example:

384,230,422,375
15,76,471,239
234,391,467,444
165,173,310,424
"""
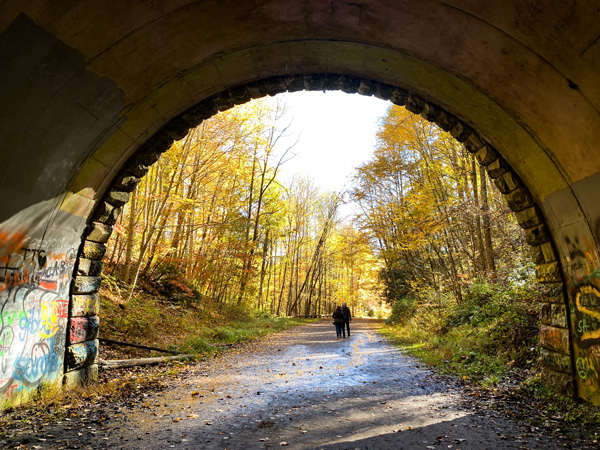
381,280,600,440
99,271,312,358
382,281,539,385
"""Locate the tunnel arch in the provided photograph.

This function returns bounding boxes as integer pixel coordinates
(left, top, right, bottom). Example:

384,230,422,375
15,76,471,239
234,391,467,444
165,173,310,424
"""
1,2,599,405
70,73,565,397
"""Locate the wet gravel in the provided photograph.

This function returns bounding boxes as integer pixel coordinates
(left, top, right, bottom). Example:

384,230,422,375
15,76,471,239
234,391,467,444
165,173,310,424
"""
2,319,595,449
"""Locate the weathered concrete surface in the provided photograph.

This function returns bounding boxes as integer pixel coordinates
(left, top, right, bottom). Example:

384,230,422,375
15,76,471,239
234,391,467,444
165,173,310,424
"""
0,1,599,403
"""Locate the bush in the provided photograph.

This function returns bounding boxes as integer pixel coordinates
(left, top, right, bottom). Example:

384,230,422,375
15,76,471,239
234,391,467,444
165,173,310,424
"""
386,296,416,325
383,280,541,384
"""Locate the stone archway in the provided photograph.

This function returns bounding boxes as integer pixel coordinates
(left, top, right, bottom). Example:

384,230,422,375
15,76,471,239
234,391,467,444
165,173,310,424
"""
0,1,599,405
67,74,568,399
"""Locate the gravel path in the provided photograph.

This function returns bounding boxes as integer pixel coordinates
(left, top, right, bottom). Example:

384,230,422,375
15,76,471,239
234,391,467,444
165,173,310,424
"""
5,319,586,449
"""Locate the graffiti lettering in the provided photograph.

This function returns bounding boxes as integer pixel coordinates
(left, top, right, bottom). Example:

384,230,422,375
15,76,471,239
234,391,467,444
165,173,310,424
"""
0,227,77,403
565,229,600,402
13,342,59,384
575,285,600,341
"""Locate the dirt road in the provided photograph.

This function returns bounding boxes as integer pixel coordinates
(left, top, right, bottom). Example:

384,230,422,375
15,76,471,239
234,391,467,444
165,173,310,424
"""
4,319,588,449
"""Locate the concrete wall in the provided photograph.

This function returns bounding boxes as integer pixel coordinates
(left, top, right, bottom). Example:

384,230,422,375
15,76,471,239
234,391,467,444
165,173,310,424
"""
0,1,599,404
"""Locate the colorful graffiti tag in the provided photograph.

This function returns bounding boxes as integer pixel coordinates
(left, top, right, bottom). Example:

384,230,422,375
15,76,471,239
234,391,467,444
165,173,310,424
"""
564,231,600,404
569,283,600,403
0,229,76,403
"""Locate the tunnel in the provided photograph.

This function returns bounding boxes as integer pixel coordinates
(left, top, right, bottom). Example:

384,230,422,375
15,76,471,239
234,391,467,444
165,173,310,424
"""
0,1,599,405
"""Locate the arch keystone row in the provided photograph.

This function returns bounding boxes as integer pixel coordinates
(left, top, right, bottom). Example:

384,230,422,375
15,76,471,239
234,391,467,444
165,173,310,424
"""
63,73,571,398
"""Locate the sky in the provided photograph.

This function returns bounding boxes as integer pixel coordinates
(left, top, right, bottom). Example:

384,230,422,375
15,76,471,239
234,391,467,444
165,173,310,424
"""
274,91,391,194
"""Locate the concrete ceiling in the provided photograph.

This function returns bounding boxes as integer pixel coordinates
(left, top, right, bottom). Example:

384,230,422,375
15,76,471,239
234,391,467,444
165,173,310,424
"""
0,0,599,278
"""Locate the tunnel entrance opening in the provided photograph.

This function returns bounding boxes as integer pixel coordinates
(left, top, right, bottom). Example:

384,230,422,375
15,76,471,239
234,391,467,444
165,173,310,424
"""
66,76,576,408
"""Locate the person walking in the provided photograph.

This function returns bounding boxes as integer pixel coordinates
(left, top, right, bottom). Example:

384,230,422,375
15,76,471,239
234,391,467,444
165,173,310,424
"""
342,302,352,337
332,306,345,338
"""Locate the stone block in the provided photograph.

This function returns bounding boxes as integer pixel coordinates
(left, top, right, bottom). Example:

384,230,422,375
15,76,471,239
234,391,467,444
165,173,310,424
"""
65,340,99,371
92,201,121,225
322,73,342,91
77,258,104,276
86,222,113,243
449,121,473,142
463,132,485,153
541,242,557,263
474,145,498,166
87,316,100,340
494,171,521,194
541,367,575,397
123,159,150,178
105,189,131,207
540,325,570,355
63,364,98,388
357,79,376,96
434,110,458,132
374,83,394,101
485,157,509,179
505,187,533,212
405,94,425,114
389,87,408,106
180,100,218,125
540,303,568,328
540,302,552,325
420,102,441,122
262,76,288,95
540,348,572,373
524,224,551,246
147,130,175,151
82,241,106,260
213,91,236,111
228,85,252,105
530,244,545,265
551,303,568,328
69,317,89,344
70,294,100,317
163,117,190,141
285,74,306,92
73,276,102,294
538,283,565,302
536,262,562,284
131,145,163,168
514,206,543,229
340,75,361,93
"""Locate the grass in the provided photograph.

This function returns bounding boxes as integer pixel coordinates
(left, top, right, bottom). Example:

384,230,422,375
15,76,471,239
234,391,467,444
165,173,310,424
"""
0,276,314,436
382,282,540,385
99,276,313,358
380,282,600,443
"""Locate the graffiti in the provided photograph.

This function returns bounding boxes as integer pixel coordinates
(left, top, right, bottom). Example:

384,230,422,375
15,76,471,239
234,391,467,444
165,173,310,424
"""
563,230,600,403
0,228,77,402
71,295,99,317
574,285,600,342
576,355,600,381
0,230,27,264
540,325,570,354
13,341,60,385
69,318,88,344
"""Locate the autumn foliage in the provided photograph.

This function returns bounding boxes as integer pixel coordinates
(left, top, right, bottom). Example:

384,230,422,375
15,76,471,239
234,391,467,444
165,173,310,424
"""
104,98,381,317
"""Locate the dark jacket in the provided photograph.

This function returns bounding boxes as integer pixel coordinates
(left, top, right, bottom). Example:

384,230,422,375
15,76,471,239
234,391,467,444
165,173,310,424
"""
332,309,344,324
342,305,351,320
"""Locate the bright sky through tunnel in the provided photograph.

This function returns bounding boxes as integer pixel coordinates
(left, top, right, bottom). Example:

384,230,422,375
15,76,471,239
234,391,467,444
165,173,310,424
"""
275,91,391,196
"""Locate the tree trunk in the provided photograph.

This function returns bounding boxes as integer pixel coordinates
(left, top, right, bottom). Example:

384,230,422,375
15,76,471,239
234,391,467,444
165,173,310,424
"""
479,164,497,277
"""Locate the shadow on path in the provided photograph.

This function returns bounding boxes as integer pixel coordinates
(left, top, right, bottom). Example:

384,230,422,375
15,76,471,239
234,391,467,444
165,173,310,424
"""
6,319,581,449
